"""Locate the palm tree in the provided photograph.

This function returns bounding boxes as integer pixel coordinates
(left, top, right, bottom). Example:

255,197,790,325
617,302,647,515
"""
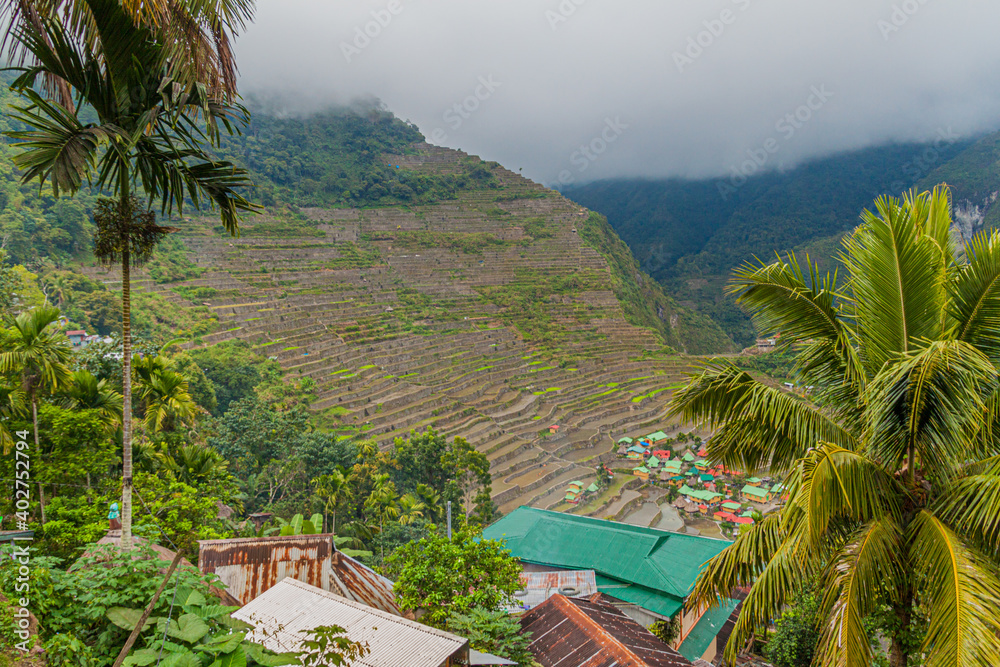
0,384,28,455
313,467,351,534
61,368,123,430
670,187,1000,666
0,305,72,523
397,493,426,526
134,356,196,432
415,483,443,523
0,0,255,108
6,0,257,549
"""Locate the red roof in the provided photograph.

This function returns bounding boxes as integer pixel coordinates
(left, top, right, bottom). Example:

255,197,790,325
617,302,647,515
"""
520,593,692,667
713,511,737,522
66,330,86,336
652,450,671,458
734,517,754,525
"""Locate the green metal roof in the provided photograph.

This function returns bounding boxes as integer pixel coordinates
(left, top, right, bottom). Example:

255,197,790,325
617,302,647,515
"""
678,598,739,661
679,485,723,502
587,483,599,493
661,460,683,472
481,507,729,604
682,452,696,462
700,474,715,482
647,431,669,441
742,484,769,498
747,477,762,484
618,437,634,444
628,445,648,453
647,456,660,467
633,466,650,474
594,574,683,618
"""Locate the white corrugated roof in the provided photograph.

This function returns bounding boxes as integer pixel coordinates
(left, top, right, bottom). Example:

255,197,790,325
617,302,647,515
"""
233,578,467,667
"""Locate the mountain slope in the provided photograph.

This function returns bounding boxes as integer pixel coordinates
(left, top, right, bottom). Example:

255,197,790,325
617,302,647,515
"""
565,135,999,346
43,107,734,514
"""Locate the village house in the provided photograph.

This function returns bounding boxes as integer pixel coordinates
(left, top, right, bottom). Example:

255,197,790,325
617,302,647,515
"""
234,578,476,667
482,507,739,663
741,484,771,504
520,593,693,667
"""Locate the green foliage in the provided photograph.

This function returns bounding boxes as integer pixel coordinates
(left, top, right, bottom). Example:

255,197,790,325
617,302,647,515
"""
578,212,734,354
0,543,282,666
446,608,534,667
383,527,522,628
145,236,205,283
764,592,821,667
363,230,510,254
295,625,369,667
190,340,281,414
648,615,681,646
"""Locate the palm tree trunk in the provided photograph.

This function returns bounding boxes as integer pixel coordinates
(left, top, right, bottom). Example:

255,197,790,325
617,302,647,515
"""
32,397,45,525
889,583,913,667
121,245,133,550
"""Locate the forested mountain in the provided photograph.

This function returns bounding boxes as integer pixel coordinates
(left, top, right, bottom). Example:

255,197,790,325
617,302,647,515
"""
565,133,1000,347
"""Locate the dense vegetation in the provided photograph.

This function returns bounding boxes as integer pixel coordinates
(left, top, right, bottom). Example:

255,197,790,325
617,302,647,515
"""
566,135,1000,347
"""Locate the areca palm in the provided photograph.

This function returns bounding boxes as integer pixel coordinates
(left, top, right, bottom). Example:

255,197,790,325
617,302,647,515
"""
61,368,123,430
1,0,255,107
670,186,1000,667
313,467,351,534
6,0,256,549
0,305,72,523
134,356,197,432
397,493,426,526
0,384,28,455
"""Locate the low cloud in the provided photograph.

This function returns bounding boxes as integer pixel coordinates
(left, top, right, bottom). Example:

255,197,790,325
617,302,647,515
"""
236,0,1000,185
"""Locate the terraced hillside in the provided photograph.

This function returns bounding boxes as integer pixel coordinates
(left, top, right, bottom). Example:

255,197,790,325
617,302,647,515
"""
87,143,725,512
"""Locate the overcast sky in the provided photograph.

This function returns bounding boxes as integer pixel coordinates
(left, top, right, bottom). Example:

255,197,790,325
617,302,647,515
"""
235,0,1000,187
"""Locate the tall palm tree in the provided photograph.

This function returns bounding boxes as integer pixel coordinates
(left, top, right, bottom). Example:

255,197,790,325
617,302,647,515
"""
670,187,1000,667
0,0,255,108
0,384,28,455
313,467,351,534
6,0,256,549
0,305,72,523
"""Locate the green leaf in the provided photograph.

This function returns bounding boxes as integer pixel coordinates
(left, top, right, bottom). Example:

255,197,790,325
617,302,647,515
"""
208,646,247,667
245,644,299,666
122,649,159,667
166,614,211,644
158,653,203,667
107,607,159,632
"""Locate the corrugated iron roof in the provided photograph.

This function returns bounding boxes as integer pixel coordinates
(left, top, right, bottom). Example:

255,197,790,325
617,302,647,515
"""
520,593,692,667
198,534,399,614
509,570,598,610
233,578,468,667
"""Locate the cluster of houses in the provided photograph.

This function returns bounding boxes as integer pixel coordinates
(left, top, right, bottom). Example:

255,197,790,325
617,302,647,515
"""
619,433,788,529
563,479,601,504
56,500,751,667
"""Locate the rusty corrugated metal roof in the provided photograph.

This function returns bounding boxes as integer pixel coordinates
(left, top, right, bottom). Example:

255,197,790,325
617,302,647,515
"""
233,578,467,667
520,593,692,667
197,534,398,613
509,570,598,610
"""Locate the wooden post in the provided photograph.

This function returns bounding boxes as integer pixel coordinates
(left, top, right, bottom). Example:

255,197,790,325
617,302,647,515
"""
112,550,184,667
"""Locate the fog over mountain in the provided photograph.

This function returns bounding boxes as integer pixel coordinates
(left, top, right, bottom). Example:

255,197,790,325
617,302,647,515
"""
236,0,1000,186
